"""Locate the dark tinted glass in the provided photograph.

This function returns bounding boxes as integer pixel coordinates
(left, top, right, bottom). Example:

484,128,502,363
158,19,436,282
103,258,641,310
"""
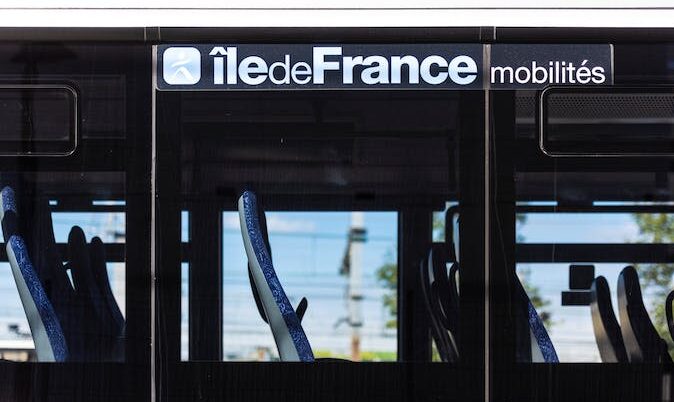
156,86,485,399
0,42,150,400
492,43,674,402
541,87,674,156
0,85,76,155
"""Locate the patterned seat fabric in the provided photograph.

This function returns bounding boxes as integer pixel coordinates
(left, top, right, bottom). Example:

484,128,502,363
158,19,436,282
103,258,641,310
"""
238,190,314,362
514,278,558,363
526,298,559,363
1,186,68,362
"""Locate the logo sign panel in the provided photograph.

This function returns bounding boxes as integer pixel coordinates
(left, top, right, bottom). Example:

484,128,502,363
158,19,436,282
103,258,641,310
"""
158,44,483,90
156,44,612,91
163,47,201,85
489,44,613,89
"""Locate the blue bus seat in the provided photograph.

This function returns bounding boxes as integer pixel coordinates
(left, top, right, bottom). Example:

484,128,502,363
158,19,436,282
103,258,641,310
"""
238,190,314,362
514,278,559,363
1,186,68,362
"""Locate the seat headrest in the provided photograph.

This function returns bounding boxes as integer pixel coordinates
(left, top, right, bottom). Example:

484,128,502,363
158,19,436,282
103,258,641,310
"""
0,186,16,217
0,186,17,240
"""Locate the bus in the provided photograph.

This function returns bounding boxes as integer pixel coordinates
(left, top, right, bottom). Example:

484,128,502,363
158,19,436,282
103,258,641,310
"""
0,3,673,401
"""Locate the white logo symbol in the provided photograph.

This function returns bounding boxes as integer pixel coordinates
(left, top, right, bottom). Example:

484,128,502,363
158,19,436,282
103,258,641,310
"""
163,47,201,85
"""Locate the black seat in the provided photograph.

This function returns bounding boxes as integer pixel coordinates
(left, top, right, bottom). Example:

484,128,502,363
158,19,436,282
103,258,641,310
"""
89,236,126,359
419,206,461,362
68,226,125,361
32,200,84,360
665,290,674,346
590,276,628,363
443,207,460,346
617,266,671,363
420,245,458,362
431,251,460,345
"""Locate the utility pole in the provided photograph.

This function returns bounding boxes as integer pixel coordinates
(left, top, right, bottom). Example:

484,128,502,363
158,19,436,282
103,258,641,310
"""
348,212,366,361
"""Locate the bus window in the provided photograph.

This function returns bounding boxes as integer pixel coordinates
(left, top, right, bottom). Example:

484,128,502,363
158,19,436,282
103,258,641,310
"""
0,42,151,399
494,44,674,375
156,89,485,368
211,211,398,362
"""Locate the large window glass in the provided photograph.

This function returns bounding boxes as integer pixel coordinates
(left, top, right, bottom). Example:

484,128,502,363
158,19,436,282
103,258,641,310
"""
218,211,398,362
0,42,151,400
492,43,674,402
156,85,486,399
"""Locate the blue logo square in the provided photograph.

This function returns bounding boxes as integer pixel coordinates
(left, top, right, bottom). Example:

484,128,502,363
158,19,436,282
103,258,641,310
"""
163,47,201,85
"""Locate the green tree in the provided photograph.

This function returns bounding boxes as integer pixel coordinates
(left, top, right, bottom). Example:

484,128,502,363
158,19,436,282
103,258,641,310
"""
375,255,397,329
516,214,553,327
519,266,552,326
632,214,674,353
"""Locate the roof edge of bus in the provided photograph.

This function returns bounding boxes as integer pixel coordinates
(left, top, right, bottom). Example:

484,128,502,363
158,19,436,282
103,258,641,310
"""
0,9,674,42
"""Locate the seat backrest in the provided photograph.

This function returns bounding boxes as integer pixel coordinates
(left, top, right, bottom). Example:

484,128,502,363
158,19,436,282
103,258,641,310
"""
514,278,558,363
432,261,460,344
89,236,125,340
1,187,68,362
666,290,674,347
23,200,123,361
419,206,461,362
30,198,89,361
2,180,86,359
420,248,456,362
449,263,459,296
526,298,558,363
617,266,671,363
427,244,459,361
590,276,628,363
0,185,17,237
68,226,125,360
238,191,314,362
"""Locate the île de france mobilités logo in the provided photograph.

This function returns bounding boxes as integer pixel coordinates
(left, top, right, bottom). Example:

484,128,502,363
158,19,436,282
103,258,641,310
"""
163,47,201,85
